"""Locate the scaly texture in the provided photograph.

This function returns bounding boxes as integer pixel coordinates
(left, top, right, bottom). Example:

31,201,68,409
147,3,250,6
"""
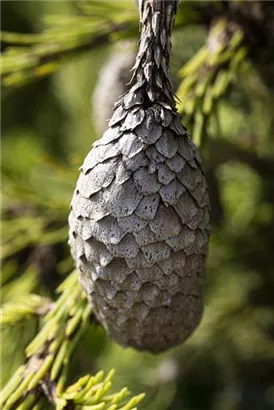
69,0,210,353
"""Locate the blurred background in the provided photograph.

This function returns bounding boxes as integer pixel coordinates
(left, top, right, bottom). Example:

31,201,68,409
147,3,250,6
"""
1,1,274,410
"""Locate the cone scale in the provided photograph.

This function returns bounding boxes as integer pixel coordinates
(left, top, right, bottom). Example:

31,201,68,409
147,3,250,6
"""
69,0,210,353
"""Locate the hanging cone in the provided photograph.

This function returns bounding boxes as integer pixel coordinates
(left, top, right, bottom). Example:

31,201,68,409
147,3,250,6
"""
69,0,210,353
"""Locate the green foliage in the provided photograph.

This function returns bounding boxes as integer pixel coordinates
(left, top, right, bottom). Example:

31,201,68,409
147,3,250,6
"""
1,272,145,410
177,18,248,147
1,1,137,87
0,0,198,87
1,1,274,410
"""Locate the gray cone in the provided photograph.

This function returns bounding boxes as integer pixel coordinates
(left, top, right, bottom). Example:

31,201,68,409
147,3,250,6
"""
69,0,210,353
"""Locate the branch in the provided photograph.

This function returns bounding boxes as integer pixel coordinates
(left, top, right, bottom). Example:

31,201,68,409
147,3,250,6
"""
1,271,145,410
206,139,274,177
2,1,274,88
176,18,248,147
1,294,52,325
0,0,207,88
1,22,134,87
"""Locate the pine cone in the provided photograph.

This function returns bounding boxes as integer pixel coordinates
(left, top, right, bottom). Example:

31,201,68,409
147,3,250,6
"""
69,0,210,353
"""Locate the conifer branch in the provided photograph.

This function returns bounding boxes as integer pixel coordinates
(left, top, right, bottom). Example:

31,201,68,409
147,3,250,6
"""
1,271,145,410
1,294,52,325
176,18,248,148
0,0,205,88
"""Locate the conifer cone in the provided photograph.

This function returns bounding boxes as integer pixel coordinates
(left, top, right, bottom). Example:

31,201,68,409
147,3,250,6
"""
69,0,210,353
